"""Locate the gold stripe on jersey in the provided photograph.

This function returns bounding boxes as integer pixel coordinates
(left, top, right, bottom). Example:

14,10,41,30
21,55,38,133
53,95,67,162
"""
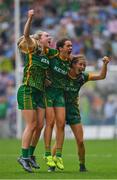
25,53,32,85
48,52,59,59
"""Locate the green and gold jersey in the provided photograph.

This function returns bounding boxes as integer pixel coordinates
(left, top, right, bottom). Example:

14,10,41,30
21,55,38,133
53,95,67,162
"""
18,36,57,91
47,55,70,89
23,48,58,91
65,72,89,104
23,53,49,91
46,48,58,59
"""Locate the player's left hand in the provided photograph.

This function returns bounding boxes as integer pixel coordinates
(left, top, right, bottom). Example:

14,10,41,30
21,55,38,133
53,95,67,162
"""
102,56,111,65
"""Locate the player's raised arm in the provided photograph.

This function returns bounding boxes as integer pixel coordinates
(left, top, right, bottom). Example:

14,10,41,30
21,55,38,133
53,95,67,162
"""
23,9,34,43
18,9,37,53
88,56,111,81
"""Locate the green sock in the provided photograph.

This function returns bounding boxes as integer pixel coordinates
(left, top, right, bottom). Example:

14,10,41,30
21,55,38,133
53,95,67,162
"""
22,148,29,159
45,147,51,157
79,156,85,165
56,148,62,157
28,146,36,156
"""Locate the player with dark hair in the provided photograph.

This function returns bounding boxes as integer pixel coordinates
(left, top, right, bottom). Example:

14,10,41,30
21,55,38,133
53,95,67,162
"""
44,38,72,170
49,54,111,172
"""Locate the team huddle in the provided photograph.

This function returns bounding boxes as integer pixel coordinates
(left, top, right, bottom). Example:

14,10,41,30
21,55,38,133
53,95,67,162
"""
17,10,111,173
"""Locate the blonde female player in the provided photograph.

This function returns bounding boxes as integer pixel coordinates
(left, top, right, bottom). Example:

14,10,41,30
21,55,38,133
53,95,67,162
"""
17,9,57,172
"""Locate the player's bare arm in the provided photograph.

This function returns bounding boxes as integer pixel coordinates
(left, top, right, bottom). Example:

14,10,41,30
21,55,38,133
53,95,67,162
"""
23,9,35,45
17,10,38,53
88,56,111,81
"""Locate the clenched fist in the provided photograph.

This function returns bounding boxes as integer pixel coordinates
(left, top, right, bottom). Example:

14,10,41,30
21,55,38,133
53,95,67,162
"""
28,9,34,18
102,56,111,65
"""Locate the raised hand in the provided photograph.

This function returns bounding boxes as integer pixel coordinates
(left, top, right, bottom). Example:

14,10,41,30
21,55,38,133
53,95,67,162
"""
102,56,111,65
28,9,34,18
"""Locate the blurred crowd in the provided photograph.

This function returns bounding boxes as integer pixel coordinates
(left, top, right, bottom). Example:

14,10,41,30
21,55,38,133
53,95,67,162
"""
80,74,117,125
0,0,117,137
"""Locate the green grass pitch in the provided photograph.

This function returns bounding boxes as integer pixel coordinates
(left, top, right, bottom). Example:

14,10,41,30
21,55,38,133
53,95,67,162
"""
0,139,117,179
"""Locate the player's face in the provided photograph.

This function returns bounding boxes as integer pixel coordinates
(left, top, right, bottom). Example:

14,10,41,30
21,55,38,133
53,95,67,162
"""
73,59,86,74
61,40,72,57
40,32,51,48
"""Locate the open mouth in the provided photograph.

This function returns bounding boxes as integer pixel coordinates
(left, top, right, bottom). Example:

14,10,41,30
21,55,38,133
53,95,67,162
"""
48,41,51,45
68,50,72,54
48,40,51,46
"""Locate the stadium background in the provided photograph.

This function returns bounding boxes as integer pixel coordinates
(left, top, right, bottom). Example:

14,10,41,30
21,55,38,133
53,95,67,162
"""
0,0,117,139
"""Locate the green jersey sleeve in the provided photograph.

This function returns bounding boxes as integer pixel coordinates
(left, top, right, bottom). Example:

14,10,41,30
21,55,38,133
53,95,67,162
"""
46,48,58,58
82,72,89,83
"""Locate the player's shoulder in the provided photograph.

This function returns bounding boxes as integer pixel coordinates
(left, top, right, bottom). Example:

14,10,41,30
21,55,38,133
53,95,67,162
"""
82,72,89,81
82,71,89,76
47,48,59,59
17,35,38,54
